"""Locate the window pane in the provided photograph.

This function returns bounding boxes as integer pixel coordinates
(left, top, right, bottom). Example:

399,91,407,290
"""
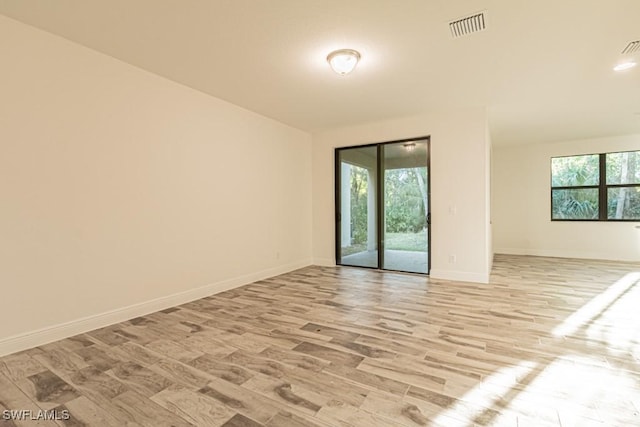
606,151,640,185
552,188,599,219
338,146,378,268
551,154,599,187
382,141,429,274
608,187,640,220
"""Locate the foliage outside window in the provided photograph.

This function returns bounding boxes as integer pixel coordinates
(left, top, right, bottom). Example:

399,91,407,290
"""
348,165,428,244
551,151,640,221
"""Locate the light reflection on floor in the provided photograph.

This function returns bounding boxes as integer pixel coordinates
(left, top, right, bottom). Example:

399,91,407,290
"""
431,267,640,426
553,272,640,338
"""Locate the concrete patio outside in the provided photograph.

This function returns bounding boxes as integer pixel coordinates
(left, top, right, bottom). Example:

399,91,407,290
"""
341,249,428,274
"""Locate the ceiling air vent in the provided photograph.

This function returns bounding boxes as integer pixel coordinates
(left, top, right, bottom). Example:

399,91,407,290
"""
621,40,640,55
449,11,487,39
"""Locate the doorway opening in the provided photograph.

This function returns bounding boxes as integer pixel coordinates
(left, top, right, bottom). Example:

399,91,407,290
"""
335,137,430,274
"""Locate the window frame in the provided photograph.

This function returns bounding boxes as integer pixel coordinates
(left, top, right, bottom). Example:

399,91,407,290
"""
551,150,640,222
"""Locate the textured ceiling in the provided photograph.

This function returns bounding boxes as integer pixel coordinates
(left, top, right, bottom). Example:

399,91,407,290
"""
1,0,639,146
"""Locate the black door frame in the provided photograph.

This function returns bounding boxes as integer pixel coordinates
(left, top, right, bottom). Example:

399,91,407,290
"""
335,136,431,275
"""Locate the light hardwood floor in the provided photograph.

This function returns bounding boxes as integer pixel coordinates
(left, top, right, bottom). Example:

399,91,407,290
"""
1,255,639,426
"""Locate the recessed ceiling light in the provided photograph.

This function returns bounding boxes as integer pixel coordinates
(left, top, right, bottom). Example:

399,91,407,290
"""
613,61,637,71
327,49,361,75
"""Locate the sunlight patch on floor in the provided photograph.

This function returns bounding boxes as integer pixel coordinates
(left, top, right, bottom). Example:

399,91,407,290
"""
431,361,536,426
585,274,640,356
432,356,640,426
552,272,640,338
510,355,639,426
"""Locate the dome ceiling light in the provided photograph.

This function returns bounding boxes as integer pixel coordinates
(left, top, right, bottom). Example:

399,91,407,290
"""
327,49,361,75
403,142,417,152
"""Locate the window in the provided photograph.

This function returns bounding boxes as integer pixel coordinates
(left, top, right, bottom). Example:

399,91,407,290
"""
551,150,640,221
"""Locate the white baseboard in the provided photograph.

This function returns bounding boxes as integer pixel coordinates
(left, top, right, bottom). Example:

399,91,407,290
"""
312,257,336,267
0,259,312,357
494,247,640,262
429,269,490,284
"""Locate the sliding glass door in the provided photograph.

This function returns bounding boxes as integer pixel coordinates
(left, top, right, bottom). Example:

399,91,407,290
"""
381,140,429,273
336,137,430,274
336,145,378,268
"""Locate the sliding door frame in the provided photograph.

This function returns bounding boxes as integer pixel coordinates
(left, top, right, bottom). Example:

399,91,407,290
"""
335,136,431,274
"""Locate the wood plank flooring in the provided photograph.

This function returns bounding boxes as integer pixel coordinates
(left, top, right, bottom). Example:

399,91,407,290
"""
1,254,640,426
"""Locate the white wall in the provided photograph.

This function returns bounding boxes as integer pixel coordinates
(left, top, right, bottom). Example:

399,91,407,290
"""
312,109,492,283
0,16,312,355
493,133,640,261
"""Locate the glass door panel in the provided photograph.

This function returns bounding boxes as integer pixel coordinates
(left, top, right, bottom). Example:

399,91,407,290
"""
336,138,430,274
382,141,429,274
336,146,378,268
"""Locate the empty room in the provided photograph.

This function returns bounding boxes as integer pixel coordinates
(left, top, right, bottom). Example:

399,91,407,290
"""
1,1,640,426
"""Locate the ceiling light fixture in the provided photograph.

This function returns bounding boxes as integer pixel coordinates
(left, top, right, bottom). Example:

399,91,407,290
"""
403,143,416,152
327,49,361,75
613,61,637,71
